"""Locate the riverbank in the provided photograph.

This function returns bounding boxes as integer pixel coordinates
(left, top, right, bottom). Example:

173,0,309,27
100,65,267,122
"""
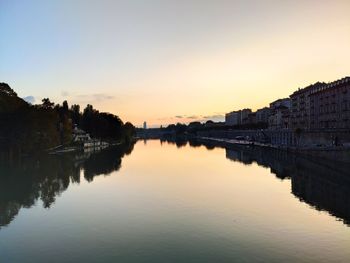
47,138,136,155
48,143,109,154
198,136,350,165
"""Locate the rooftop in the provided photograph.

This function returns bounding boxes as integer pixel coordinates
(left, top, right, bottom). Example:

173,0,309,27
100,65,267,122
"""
291,82,326,96
310,76,350,96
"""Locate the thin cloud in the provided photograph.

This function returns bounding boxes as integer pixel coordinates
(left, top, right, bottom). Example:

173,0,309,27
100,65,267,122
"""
175,115,199,119
202,114,224,119
76,93,115,103
200,114,225,122
172,114,225,123
61,90,70,97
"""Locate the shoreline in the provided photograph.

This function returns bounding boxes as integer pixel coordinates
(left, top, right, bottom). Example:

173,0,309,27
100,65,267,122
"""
197,136,350,165
47,141,124,155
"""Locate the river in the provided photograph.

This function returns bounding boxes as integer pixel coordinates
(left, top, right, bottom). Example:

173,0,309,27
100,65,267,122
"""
0,139,350,262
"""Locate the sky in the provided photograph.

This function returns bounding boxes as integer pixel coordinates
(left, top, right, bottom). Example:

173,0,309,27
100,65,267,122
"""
1,0,350,127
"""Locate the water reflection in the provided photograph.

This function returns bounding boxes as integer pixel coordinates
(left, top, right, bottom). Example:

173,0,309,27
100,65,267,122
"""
163,137,350,226
0,142,135,229
1,137,350,232
225,145,350,225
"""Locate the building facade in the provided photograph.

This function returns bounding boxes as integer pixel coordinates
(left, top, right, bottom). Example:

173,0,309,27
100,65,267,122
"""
310,77,350,129
225,111,241,126
290,82,325,130
270,98,291,110
73,126,91,142
241,109,252,124
225,109,252,126
225,76,350,131
256,107,270,124
268,106,290,130
268,98,291,130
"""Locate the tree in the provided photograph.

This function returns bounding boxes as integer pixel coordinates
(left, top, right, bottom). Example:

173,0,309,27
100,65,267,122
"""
123,122,135,141
62,100,69,112
1,83,135,154
41,98,54,109
0,83,17,97
70,104,81,126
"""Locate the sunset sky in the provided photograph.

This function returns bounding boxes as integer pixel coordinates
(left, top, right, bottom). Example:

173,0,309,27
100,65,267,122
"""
1,0,350,127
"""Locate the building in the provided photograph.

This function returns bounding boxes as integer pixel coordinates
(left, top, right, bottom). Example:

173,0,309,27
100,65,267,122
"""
268,98,291,130
84,139,109,149
72,126,91,142
241,109,252,124
245,112,257,125
290,77,350,130
224,76,350,131
256,107,270,124
268,105,290,130
270,98,291,110
143,121,147,129
309,77,350,129
225,109,252,126
290,82,326,130
225,111,241,126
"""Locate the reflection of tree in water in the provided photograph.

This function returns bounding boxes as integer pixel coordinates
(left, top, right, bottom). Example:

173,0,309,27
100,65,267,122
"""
0,142,135,229
0,154,78,227
160,137,188,148
83,143,134,182
162,137,217,149
188,139,201,148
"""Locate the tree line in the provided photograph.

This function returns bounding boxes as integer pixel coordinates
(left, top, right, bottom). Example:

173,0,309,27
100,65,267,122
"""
0,83,135,155
158,121,267,137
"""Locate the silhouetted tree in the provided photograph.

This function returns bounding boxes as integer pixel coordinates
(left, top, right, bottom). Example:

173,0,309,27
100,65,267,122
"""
0,83,17,97
41,98,54,109
0,83,135,154
62,100,69,112
70,104,81,126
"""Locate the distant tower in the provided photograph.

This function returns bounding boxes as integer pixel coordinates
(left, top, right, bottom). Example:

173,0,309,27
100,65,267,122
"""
143,121,147,129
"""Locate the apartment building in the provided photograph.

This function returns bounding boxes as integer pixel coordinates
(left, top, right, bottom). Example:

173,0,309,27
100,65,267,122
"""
310,77,350,129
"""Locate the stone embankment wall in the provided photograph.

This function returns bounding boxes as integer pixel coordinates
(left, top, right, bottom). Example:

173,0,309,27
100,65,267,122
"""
197,129,350,147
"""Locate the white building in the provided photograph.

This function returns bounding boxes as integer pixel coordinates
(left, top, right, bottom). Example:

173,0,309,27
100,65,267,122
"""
225,109,252,126
225,111,241,126
72,127,91,142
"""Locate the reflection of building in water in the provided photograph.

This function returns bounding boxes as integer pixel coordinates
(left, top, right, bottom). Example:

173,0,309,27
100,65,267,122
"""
291,161,350,224
226,148,254,165
225,146,292,179
224,144,350,224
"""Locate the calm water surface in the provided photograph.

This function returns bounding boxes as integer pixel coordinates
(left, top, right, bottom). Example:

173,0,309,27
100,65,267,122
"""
0,140,350,262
